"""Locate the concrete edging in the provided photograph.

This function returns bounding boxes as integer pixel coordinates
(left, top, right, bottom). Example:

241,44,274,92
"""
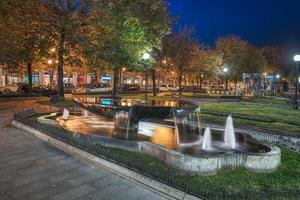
11,120,201,200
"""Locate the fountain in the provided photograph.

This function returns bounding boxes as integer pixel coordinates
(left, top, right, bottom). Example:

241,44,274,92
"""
62,108,70,120
224,115,236,149
50,97,280,175
202,127,212,150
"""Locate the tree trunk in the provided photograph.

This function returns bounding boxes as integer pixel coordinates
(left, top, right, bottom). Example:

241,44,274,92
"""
152,66,157,96
178,66,183,98
200,73,203,90
27,62,33,93
4,70,8,86
112,67,119,98
94,71,98,83
234,81,237,95
57,30,66,99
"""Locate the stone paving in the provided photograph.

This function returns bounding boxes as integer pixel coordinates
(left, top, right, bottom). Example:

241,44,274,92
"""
0,99,173,200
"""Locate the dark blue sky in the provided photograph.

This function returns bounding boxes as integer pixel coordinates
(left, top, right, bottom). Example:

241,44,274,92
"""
167,0,300,47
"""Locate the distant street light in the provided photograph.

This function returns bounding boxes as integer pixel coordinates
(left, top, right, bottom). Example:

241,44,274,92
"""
275,74,281,95
223,67,228,93
293,55,300,109
142,52,151,102
50,48,56,53
47,59,54,87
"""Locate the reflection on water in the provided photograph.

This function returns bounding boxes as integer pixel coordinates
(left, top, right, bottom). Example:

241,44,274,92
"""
74,97,188,108
56,108,180,149
56,106,271,156
57,114,115,136
151,126,177,149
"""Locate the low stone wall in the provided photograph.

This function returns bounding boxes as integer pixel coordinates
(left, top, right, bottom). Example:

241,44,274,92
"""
37,113,58,126
138,142,280,175
245,146,281,172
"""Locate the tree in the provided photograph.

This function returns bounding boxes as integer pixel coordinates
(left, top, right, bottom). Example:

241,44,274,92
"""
46,0,91,98
0,0,53,92
162,29,198,97
189,47,222,89
85,0,170,97
216,35,265,93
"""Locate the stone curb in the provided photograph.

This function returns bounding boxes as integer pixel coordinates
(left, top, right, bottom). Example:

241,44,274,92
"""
11,120,202,200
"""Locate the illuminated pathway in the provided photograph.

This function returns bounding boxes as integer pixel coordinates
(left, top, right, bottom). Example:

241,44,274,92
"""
0,99,174,200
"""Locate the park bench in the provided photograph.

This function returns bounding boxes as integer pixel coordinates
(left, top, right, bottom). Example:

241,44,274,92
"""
218,95,242,102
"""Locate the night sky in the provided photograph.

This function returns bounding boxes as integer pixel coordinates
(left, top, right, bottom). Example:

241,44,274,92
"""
167,0,300,47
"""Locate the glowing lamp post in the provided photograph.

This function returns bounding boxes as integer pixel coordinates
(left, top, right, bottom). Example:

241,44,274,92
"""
293,55,300,109
223,67,228,94
142,52,151,102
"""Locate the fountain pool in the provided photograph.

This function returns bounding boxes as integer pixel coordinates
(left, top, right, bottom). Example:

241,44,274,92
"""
44,96,281,175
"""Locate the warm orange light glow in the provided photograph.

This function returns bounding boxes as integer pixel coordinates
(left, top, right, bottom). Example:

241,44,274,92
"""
47,59,53,65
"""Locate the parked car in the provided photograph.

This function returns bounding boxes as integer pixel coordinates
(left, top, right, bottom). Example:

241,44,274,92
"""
122,84,140,91
159,85,178,92
0,83,28,94
84,83,112,93
32,84,57,96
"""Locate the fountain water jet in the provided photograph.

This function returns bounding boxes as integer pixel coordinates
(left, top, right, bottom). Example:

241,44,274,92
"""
172,108,180,145
62,108,70,120
196,108,202,135
202,127,212,150
126,108,132,140
224,115,236,149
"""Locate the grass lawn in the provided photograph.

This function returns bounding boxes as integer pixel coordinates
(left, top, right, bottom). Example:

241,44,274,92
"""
244,96,291,107
100,146,300,198
202,102,300,134
192,147,300,190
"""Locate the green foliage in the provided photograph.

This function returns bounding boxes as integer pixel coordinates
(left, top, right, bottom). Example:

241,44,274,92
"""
0,0,53,66
216,35,266,82
85,0,170,70
202,102,300,134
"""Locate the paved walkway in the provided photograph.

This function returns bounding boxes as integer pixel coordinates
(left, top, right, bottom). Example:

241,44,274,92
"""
0,99,172,200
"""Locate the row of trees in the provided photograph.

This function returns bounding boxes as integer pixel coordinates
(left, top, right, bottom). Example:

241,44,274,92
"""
0,0,171,98
154,32,290,97
0,0,292,98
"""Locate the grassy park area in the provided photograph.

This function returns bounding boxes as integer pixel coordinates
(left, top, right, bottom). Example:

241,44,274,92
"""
202,102,300,135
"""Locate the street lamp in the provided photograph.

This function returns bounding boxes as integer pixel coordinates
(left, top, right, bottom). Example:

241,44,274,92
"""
47,59,53,65
223,67,228,94
275,74,281,95
293,55,300,109
142,52,151,102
